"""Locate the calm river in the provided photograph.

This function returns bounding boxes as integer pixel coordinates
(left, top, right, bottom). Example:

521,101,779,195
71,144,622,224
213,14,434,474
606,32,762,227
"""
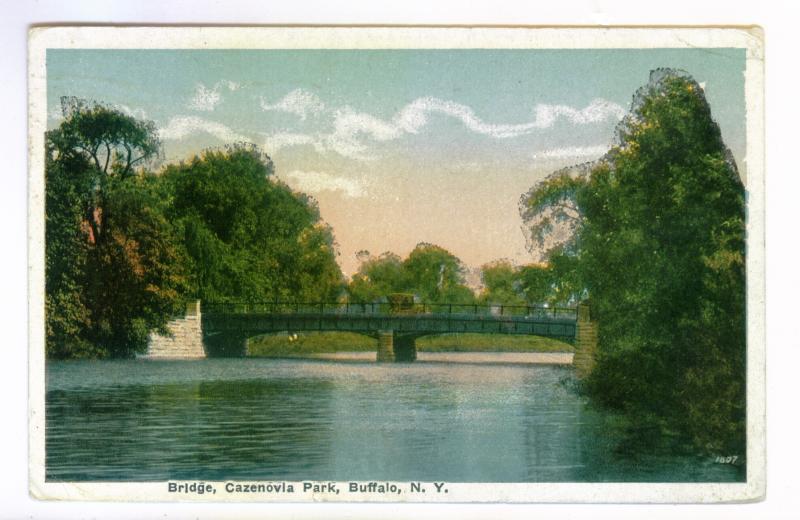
46,357,743,482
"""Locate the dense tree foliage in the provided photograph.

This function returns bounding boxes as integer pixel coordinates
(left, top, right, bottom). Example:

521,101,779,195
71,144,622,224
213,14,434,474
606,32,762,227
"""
347,251,573,308
45,100,344,358
45,137,95,358
403,243,474,303
158,145,344,303
45,99,185,358
348,243,474,304
520,69,746,453
477,259,580,307
478,260,524,305
83,178,187,357
348,251,406,302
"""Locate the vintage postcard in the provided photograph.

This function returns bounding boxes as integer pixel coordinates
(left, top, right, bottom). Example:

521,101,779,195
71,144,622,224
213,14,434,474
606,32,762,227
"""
28,26,765,503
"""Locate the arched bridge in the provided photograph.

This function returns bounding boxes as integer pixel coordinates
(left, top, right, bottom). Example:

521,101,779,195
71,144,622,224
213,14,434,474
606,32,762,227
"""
200,301,595,364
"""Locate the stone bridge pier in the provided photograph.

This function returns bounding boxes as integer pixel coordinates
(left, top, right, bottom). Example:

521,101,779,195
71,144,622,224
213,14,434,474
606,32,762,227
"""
377,331,417,362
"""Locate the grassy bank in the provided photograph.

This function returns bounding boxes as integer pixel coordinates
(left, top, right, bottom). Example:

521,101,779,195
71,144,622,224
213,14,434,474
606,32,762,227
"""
418,333,572,352
247,331,573,357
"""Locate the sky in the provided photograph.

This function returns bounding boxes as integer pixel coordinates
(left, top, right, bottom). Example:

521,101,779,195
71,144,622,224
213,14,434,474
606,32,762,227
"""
46,48,746,276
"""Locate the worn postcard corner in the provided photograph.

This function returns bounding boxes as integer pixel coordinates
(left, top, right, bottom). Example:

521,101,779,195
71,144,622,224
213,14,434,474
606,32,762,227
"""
28,25,765,504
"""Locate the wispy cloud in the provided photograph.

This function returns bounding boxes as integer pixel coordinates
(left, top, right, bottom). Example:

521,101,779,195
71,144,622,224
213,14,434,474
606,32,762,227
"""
178,93,625,162
283,170,366,198
318,97,625,160
260,89,325,120
531,144,609,161
188,81,240,112
395,97,625,138
159,116,249,143
322,107,403,159
262,132,318,153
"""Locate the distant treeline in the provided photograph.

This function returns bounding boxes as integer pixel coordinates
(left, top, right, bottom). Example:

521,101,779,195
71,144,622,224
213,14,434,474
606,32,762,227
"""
348,249,581,308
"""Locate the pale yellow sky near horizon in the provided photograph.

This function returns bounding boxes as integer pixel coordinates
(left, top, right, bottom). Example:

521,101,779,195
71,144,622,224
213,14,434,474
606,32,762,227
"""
287,159,566,276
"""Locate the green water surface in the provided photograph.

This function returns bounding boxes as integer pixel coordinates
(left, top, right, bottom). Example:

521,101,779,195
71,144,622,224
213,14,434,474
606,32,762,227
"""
45,358,744,482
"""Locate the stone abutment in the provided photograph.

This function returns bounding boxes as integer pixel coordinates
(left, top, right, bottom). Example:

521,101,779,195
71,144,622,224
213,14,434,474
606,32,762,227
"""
144,301,206,359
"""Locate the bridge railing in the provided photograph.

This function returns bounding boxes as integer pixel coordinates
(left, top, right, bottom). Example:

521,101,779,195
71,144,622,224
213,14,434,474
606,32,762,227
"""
201,301,577,321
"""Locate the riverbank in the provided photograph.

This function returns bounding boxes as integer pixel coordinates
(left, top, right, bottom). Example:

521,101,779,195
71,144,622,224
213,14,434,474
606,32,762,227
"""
247,331,574,358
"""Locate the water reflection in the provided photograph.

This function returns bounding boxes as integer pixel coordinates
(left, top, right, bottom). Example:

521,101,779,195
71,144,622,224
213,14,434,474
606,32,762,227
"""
45,359,743,482
47,376,336,481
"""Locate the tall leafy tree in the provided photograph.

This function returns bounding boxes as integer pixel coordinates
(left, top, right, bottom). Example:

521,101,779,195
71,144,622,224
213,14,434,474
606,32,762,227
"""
85,178,187,357
159,144,344,303
347,251,407,302
520,69,746,453
402,243,474,303
44,138,95,358
293,224,346,302
48,97,161,246
45,98,185,358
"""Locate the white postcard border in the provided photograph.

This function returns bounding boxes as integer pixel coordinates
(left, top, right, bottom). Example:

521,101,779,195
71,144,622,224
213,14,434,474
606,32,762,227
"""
27,25,765,503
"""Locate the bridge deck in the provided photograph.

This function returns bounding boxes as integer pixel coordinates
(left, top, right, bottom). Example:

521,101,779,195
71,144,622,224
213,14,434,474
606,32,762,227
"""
202,302,578,342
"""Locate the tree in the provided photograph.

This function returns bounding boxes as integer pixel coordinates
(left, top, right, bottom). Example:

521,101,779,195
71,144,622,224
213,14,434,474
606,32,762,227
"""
84,178,187,357
45,100,347,358
477,259,577,307
520,69,746,453
515,263,553,305
45,98,185,358
44,140,95,358
478,260,525,305
402,243,474,303
519,164,588,263
347,252,407,302
581,70,745,453
159,144,344,303
293,224,346,302
544,250,585,305
347,244,476,304
47,97,161,247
